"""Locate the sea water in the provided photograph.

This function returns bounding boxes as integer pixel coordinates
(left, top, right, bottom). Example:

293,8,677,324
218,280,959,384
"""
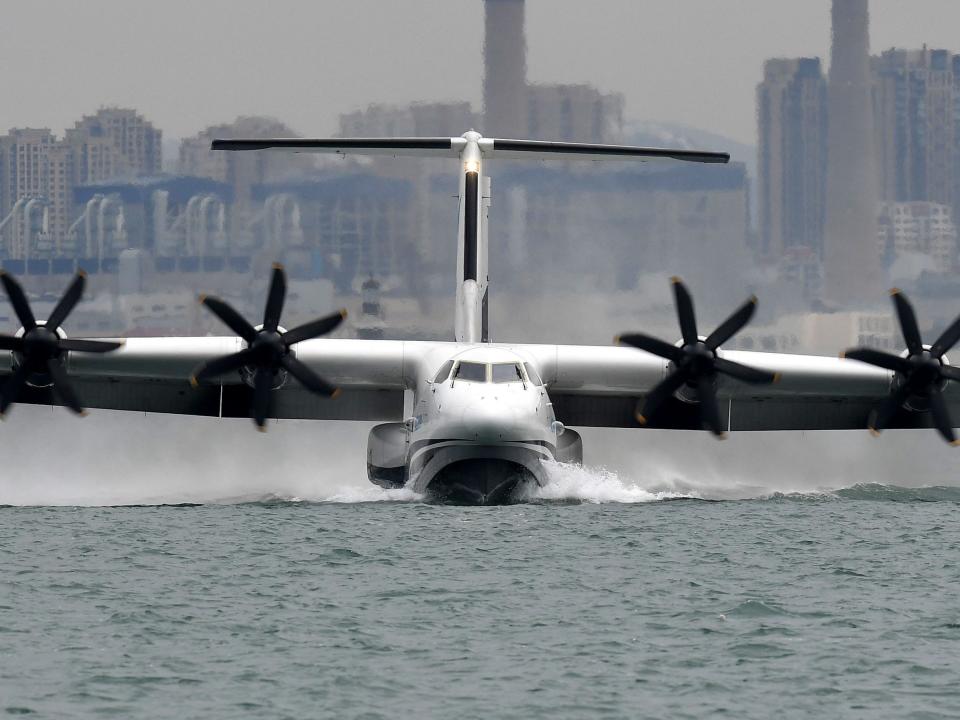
3,461,960,719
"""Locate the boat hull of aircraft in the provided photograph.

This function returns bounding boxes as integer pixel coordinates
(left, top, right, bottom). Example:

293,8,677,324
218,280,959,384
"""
409,441,552,504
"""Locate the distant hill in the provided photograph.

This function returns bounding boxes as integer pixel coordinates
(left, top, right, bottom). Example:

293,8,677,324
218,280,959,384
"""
624,121,757,229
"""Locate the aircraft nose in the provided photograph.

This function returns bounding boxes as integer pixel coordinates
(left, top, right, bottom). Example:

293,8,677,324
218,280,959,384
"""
461,402,524,442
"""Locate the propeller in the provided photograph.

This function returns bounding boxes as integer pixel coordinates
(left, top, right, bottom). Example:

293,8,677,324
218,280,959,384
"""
0,271,123,415
191,264,347,430
616,277,779,436
843,289,960,445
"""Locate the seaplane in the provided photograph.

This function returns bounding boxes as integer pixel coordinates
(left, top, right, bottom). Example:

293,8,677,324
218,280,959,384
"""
1,131,960,504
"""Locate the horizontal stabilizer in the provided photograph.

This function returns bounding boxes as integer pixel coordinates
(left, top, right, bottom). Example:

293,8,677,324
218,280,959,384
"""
489,139,728,164
211,137,461,157
211,133,728,164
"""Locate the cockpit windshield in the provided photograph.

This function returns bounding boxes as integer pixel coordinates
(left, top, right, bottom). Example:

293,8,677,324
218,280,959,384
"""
454,361,487,383
491,363,524,384
433,359,454,383
524,363,542,386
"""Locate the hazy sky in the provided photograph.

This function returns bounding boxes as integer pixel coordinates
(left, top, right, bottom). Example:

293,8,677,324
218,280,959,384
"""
3,0,960,146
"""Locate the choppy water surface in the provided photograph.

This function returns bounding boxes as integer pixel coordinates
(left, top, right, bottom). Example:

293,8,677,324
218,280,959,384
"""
3,470,960,719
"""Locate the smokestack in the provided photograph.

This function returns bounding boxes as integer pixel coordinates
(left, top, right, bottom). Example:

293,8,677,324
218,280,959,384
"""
824,0,881,306
483,0,527,137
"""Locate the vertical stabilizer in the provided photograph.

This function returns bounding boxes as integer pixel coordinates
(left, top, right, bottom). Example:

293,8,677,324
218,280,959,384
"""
455,131,490,343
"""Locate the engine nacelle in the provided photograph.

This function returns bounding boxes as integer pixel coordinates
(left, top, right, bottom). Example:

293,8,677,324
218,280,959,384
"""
367,422,409,489
554,428,583,464
13,322,68,389
238,324,292,390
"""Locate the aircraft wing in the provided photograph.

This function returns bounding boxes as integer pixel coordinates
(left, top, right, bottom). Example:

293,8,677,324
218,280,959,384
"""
1,337,438,423
514,343,957,434
2,333,954,436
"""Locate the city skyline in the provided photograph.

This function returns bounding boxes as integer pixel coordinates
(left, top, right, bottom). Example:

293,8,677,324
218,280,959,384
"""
3,0,960,147
2,0,960,344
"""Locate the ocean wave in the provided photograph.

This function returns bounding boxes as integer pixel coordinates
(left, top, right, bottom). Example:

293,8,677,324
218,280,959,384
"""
527,464,960,505
833,483,960,503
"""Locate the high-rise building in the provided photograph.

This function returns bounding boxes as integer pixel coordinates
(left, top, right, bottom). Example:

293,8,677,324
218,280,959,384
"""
65,107,161,181
874,48,957,212
824,0,881,306
179,117,312,207
526,83,624,143
0,129,56,214
0,129,59,257
339,102,479,138
954,54,960,226
757,58,828,260
877,201,957,271
44,143,75,255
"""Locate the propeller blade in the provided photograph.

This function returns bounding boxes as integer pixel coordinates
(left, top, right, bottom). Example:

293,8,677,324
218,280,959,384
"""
697,380,725,437
46,272,85,331
671,277,698,345
843,348,912,375
252,368,274,430
705,297,757,351
928,387,958,445
280,355,338,397
262,264,286,333
201,296,258,343
714,357,779,385
46,358,84,415
0,335,24,352
617,333,684,363
870,382,914,434
0,361,33,415
940,365,960,383
283,310,347,347
191,347,262,385
931,314,960,359
891,290,923,356
637,370,688,424
0,272,36,331
59,338,123,354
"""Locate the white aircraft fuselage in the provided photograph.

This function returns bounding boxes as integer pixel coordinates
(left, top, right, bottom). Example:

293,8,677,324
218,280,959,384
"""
367,344,576,503
364,132,583,503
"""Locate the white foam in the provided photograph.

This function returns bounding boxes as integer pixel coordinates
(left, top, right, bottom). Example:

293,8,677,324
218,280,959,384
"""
314,485,424,504
4,405,960,506
530,461,696,504
190,486,424,505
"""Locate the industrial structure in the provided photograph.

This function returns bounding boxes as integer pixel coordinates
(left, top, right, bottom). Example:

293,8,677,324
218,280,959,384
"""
824,0,882,306
0,109,161,263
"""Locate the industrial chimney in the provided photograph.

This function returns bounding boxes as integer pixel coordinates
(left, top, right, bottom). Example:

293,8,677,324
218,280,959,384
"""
483,0,528,138
823,0,881,306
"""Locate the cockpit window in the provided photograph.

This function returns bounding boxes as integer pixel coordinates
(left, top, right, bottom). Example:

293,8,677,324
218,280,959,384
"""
524,363,543,386
433,359,454,383
454,361,487,383
492,363,524,384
